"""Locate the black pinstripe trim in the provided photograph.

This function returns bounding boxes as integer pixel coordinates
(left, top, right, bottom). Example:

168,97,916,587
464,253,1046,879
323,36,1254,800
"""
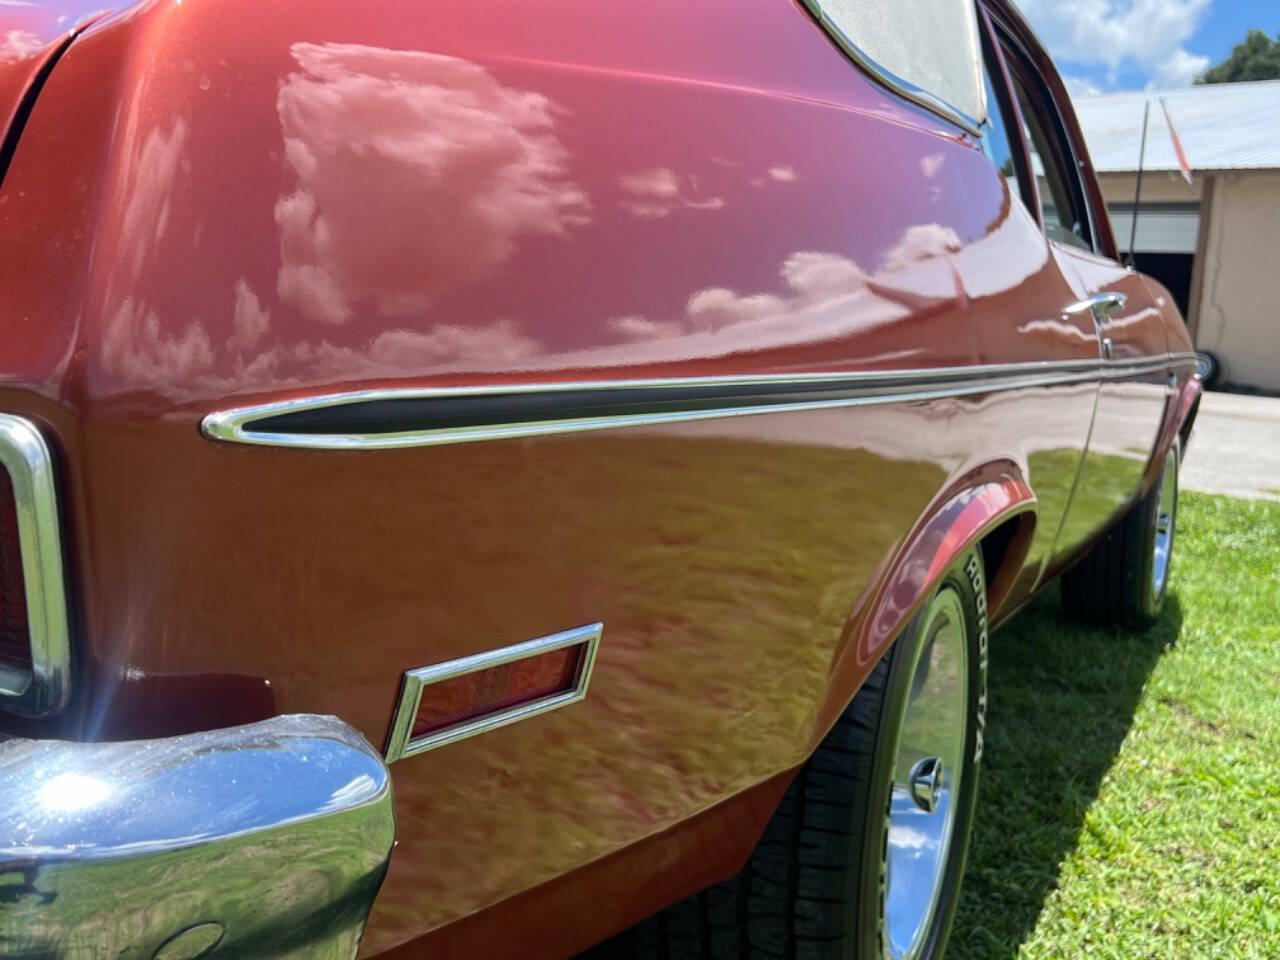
201,353,1196,451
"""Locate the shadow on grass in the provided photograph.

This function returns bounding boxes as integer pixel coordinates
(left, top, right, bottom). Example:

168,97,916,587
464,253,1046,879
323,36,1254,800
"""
949,585,1183,958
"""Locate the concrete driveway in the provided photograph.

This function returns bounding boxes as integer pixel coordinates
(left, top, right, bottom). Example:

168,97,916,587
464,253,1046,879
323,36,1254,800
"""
1181,390,1280,501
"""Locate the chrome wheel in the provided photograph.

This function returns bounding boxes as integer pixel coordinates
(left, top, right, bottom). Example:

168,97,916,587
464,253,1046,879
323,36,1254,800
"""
884,587,970,960
1151,444,1179,603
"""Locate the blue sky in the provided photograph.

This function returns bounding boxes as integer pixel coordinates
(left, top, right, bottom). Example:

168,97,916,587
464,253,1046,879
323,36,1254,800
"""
1016,0,1280,94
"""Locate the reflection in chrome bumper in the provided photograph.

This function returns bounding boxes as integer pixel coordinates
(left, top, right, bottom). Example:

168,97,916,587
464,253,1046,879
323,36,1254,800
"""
0,714,395,959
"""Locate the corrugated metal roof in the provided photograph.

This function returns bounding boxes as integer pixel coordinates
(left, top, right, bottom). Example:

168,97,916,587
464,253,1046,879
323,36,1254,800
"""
1072,80,1280,172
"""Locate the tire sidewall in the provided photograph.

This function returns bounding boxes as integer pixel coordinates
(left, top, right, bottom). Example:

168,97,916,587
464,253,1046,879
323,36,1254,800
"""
853,549,989,960
1136,440,1180,623
1194,351,1218,389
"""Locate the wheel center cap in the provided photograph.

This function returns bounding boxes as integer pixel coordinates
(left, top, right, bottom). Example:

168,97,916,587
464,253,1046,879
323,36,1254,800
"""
908,755,943,813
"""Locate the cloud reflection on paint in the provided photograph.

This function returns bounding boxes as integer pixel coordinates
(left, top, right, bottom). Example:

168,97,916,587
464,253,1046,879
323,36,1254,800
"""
274,42,590,325
88,42,1050,400
882,223,962,272
603,250,900,357
617,167,725,218
0,29,43,62
97,44,588,393
100,118,220,389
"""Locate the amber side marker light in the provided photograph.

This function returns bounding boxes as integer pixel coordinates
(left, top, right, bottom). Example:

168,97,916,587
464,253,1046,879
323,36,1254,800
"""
384,622,602,762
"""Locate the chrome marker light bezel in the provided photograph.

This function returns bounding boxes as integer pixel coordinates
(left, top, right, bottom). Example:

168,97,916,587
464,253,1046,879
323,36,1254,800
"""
0,415,70,716
384,622,602,763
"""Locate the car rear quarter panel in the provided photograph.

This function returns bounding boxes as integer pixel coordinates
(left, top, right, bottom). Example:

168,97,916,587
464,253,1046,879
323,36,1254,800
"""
1143,270,1200,456
0,1,110,151
0,0,1143,955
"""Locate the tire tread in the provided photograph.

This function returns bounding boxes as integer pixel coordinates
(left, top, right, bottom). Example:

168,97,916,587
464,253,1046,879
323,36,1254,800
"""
1061,455,1172,630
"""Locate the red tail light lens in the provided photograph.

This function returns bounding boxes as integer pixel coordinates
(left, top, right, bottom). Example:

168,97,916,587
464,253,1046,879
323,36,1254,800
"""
0,467,30,672
0,415,70,716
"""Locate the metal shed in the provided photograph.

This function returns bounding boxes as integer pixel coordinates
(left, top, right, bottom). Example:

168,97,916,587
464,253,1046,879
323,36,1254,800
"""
1074,80,1280,392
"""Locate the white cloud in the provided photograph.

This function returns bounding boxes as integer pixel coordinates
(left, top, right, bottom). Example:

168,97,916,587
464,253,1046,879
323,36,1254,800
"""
919,153,945,178
685,287,785,333
101,297,215,388
1062,73,1103,97
274,43,590,325
780,250,869,299
608,315,684,340
1015,0,1211,89
882,224,962,273
231,279,271,351
617,167,725,218
363,320,538,367
0,29,42,62
619,168,682,198
1150,48,1211,88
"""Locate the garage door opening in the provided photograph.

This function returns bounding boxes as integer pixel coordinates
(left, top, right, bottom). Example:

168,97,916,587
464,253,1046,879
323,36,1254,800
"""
1131,252,1194,317
1109,201,1200,317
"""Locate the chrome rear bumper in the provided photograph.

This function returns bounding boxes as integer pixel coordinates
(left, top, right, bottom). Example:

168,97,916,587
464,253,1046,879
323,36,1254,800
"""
0,714,394,959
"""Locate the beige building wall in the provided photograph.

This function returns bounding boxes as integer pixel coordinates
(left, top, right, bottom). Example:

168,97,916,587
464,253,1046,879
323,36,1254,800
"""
1097,169,1280,392
1192,171,1280,391
1097,171,1203,205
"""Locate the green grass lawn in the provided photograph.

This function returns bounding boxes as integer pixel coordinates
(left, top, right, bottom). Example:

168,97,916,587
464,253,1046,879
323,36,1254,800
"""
952,492,1280,958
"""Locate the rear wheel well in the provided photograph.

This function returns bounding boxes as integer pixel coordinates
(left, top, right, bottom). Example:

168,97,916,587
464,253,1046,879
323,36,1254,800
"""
980,513,1033,616
1178,389,1201,453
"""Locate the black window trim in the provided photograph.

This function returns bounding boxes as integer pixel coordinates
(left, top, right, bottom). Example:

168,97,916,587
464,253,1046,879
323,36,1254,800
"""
798,0,986,138
975,6,1038,224
985,13,1102,255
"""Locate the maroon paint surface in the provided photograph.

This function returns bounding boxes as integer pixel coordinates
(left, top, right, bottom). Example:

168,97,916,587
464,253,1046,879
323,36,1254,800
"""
0,0,1195,956
0,1,107,151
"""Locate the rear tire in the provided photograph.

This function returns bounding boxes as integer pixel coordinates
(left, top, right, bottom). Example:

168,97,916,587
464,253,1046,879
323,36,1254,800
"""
1193,350,1219,389
619,549,989,960
1062,440,1179,630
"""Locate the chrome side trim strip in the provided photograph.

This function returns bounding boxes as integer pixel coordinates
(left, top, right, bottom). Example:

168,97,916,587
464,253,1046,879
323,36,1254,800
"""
202,353,1197,452
799,0,985,137
384,622,602,763
0,415,70,715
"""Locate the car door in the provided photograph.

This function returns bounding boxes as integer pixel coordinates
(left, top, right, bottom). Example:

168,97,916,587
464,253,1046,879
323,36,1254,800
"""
990,21,1170,569
955,10,1098,607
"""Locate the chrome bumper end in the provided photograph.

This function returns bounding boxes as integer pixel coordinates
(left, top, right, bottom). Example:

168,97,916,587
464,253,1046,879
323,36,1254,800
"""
0,714,394,959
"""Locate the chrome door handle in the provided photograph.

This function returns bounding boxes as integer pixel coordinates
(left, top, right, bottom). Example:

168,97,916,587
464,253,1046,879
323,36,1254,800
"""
1088,291,1126,319
1066,291,1127,320
1065,291,1126,361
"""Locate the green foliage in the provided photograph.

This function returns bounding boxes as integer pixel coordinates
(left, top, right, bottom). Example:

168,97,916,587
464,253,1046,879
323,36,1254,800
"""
1197,30,1280,84
952,492,1280,958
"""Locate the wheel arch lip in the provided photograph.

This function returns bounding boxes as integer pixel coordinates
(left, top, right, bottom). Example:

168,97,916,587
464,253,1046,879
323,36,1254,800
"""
861,471,1037,665
1174,374,1202,456
1136,364,1198,505
814,467,1036,745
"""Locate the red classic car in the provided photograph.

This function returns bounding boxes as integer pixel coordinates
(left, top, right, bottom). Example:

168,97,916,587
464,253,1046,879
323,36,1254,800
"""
0,0,1200,958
